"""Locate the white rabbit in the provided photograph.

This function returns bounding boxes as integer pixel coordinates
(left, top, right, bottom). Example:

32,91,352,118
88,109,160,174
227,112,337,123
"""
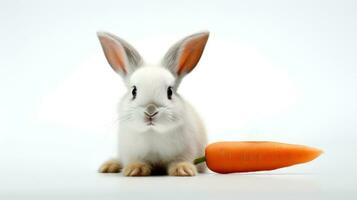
97,31,209,176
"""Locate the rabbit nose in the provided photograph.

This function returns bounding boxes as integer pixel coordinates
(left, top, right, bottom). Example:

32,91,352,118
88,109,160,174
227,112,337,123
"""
145,104,158,117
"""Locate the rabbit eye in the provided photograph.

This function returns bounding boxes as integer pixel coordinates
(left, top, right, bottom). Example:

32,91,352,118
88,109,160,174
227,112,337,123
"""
167,86,173,100
132,86,137,99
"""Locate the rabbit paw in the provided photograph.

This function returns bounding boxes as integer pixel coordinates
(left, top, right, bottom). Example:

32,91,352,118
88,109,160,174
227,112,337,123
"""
123,162,152,176
98,159,122,173
168,162,197,176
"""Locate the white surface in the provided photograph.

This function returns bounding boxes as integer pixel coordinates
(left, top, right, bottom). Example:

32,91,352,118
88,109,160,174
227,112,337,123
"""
0,132,356,200
1,0,357,199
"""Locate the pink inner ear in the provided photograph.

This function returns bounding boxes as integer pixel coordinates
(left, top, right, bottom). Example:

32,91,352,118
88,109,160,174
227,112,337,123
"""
177,34,209,75
100,36,127,74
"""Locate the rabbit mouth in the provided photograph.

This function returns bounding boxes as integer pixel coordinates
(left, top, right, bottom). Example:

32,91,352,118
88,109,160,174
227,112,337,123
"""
145,117,156,126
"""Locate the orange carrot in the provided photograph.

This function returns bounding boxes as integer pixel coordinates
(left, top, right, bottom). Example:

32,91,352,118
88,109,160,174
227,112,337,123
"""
194,141,323,173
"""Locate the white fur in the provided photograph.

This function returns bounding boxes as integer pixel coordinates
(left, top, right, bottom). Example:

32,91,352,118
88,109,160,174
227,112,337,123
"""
118,66,207,171
98,31,209,173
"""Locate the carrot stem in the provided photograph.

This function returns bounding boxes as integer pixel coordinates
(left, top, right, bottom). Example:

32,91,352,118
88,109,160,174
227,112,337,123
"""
193,156,206,165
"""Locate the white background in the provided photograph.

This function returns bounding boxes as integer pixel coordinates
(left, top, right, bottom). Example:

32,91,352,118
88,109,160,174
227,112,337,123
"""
0,0,356,199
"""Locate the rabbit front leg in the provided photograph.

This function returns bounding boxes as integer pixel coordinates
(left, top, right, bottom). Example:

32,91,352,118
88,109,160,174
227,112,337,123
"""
123,161,152,176
167,161,197,176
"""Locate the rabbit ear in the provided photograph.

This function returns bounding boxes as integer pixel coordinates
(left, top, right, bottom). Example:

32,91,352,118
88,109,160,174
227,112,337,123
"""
162,31,209,78
97,32,143,77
